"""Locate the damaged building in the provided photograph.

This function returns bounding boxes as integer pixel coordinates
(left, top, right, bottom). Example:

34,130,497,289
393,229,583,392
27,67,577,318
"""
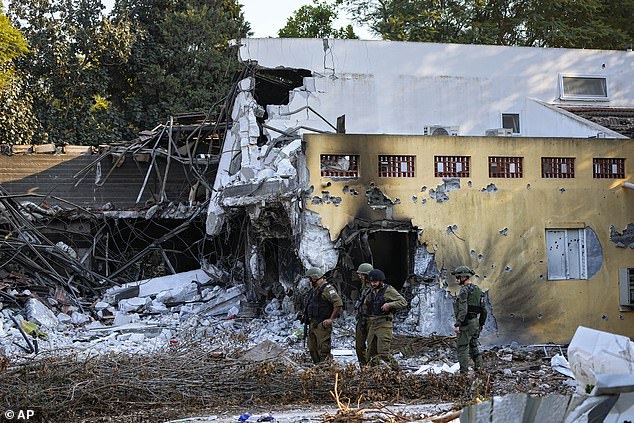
0,115,225,317
207,38,634,344
1,38,633,346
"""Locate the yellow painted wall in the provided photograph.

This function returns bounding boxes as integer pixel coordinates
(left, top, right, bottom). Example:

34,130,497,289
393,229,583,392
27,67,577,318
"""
304,134,634,343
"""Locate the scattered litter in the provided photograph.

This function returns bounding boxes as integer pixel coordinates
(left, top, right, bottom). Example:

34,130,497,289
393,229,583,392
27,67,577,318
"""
550,354,574,379
414,362,460,375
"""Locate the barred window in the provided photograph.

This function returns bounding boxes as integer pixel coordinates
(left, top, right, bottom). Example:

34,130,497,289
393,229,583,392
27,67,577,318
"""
435,156,470,177
320,154,359,178
593,158,625,179
542,157,575,178
489,156,523,178
378,155,415,177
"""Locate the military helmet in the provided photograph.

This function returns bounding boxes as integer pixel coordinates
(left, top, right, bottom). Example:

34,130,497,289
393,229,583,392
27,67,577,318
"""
368,269,386,281
356,263,374,274
305,267,324,279
451,265,475,277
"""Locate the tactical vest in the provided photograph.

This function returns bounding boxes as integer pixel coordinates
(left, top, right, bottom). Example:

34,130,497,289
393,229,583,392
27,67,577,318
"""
454,284,485,320
307,283,334,322
366,285,388,316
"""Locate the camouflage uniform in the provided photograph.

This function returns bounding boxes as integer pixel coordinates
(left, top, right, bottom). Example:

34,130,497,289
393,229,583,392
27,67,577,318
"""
366,284,407,369
453,283,487,374
355,284,371,365
306,282,343,364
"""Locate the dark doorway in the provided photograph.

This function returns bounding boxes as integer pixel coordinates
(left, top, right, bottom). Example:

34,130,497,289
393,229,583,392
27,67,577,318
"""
368,231,414,290
341,225,416,295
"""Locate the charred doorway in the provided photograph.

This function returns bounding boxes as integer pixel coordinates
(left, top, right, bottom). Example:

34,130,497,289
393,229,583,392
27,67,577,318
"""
367,230,415,290
337,220,417,303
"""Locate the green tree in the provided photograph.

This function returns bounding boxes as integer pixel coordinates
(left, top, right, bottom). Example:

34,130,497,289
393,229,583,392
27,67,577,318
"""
0,2,32,145
110,0,251,131
278,1,358,39
0,2,29,90
344,0,633,49
9,0,134,145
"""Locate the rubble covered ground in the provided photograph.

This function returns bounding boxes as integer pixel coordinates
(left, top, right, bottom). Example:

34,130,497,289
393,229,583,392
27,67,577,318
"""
0,323,574,422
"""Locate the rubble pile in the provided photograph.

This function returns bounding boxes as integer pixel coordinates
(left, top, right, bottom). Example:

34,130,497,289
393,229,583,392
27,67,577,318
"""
0,295,579,423
0,343,575,423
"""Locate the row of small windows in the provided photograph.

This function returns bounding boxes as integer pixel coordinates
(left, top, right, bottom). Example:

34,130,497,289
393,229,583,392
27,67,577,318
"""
320,155,626,179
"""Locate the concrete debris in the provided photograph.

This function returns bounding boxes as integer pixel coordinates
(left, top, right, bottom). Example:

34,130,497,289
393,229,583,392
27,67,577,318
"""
551,354,575,379
70,311,91,326
105,269,212,302
567,326,634,394
298,211,338,270
414,362,460,375
25,298,58,331
54,241,78,259
118,297,150,313
561,326,634,422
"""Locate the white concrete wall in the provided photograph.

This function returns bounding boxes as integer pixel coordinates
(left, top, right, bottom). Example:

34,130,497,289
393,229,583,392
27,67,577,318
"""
240,38,634,138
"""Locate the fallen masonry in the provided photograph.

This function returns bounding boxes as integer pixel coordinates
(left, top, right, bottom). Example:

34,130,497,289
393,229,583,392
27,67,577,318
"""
0,330,576,423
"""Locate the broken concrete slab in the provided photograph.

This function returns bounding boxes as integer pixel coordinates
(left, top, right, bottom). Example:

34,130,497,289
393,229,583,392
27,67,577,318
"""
25,298,58,330
179,285,245,318
118,297,149,313
595,374,634,395
567,326,634,394
461,393,572,422
298,211,338,270
551,354,575,379
105,269,212,302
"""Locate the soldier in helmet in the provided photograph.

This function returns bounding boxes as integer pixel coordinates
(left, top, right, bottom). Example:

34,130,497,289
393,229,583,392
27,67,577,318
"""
354,263,374,366
304,267,343,364
451,265,487,374
365,269,407,369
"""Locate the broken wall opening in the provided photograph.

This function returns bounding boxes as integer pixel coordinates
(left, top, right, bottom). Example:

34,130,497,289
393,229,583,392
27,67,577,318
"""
336,220,418,305
261,237,302,300
206,205,303,311
367,230,415,291
251,67,312,147
253,68,312,107
95,217,209,281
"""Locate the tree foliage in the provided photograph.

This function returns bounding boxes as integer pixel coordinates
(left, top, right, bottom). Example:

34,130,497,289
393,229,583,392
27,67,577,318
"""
110,0,251,131
344,0,634,49
278,1,357,39
0,2,32,145
0,3,29,90
8,0,135,145
6,0,249,146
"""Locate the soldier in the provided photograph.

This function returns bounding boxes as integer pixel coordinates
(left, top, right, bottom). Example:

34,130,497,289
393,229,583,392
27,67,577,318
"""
365,269,407,369
304,267,343,364
354,263,374,366
452,265,487,374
